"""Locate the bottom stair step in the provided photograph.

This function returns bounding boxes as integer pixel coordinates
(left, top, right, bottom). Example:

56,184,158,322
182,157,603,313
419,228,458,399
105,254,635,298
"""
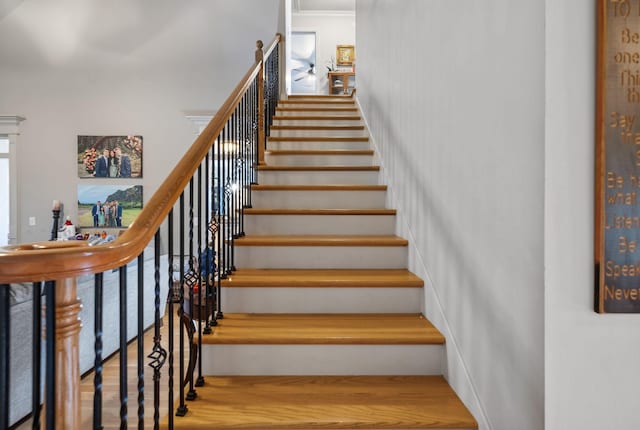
164,375,478,429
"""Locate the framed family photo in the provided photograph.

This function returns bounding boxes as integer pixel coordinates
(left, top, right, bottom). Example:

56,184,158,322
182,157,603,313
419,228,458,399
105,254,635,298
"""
77,184,143,228
78,135,143,178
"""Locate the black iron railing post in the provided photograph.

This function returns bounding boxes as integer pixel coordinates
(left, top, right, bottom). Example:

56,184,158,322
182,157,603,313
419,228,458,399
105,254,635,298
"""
93,273,104,430
32,282,42,430
176,194,188,417
118,266,128,428
136,253,145,430
0,285,10,430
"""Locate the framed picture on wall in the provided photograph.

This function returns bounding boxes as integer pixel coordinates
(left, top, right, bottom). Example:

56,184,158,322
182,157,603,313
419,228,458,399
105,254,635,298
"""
78,135,143,178
336,45,355,66
77,184,143,228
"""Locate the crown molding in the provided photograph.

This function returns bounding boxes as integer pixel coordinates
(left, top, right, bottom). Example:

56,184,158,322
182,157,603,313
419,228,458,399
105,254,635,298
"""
0,115,26,134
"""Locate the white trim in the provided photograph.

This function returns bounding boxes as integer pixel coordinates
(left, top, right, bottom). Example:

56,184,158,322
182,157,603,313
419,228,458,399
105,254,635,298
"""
184,112,215,136
0,115,26,135
0,115,25,245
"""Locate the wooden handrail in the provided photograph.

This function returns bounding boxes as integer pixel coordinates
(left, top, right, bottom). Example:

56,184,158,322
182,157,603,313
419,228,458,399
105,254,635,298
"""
0,33,281,284
264,33,281,59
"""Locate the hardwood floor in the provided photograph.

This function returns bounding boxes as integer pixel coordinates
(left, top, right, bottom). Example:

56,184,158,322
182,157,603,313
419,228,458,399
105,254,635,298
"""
14,312,193,429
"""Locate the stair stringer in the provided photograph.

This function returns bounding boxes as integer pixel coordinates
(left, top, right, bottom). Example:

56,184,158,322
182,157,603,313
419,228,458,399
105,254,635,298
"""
355,97,492,430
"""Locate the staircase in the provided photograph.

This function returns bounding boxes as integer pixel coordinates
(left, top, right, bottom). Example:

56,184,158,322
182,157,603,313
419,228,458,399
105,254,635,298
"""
169,94,477,429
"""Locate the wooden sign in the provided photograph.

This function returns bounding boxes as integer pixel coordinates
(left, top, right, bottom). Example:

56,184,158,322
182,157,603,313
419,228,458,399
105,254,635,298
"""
596,0,640,312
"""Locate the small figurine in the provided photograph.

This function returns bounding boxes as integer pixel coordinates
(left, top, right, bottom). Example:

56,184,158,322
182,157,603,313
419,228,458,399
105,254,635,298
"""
57,216,76,240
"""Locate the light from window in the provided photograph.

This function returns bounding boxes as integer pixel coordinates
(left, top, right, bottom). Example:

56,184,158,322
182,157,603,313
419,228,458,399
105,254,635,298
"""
0,137,8,246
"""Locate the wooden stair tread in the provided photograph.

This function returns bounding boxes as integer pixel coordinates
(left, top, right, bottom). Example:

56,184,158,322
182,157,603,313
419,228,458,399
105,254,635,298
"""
265,149,373,155
257,165,379,171
251,184,387,191
165,375,476,429
288,93,353,99
270,125,365,131
233,235,408,247
201,313,444,345
222,269,423,288
243,208,395,215
268,136,368,142
276,107,358,113
279,100,355,105
273,115,362,121
164,375,477,429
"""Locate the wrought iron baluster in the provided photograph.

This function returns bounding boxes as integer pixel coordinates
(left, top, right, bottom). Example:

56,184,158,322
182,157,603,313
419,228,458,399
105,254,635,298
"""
176,193,188,417
31,282,42,430
149,229,166,430
196,164,205,387
137,253,145,429
186,178,197,402
0,284,10,430
44,280,55,430
93,273,104,430
166,211,175,428
119,266,128,429
204,147,214,333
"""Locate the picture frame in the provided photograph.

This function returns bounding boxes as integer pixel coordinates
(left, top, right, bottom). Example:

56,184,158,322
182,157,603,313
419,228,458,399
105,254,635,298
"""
77,135,143,179
336,45,355,66
77,184,143,228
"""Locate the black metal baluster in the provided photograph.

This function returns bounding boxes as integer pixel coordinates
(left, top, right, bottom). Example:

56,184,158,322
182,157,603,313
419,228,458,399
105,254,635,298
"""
93,273,104,430
137,253,144,430
253,79,260,182
166,211,175,428
204,148,214,333
217,125,225,319
196,164,205,386
149,229,166,430
186,179,196,402
0,284,10,430
44,280,55,430
119,266,128,429
231,109,239,263
176,193,188,417
31,282,42,430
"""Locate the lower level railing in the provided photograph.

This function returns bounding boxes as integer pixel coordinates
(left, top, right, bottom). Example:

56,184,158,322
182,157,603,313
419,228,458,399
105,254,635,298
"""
0,34,280,430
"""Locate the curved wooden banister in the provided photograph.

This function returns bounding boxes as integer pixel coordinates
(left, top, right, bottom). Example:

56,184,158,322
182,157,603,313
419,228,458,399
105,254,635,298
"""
0,33,281,284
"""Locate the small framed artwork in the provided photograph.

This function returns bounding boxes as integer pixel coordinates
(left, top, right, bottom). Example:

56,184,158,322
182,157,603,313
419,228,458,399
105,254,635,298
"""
336,45,355,66
77,184,143,228
78,135,143,178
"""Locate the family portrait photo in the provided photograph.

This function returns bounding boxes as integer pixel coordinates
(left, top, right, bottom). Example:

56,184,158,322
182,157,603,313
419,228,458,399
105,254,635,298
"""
77,135,143,179
77,185,143,228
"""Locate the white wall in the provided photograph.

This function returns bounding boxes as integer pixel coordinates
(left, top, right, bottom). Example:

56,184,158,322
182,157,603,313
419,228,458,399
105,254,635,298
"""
291,12,355,93
356,1,544,429
545,1,640,429
0,0,281,243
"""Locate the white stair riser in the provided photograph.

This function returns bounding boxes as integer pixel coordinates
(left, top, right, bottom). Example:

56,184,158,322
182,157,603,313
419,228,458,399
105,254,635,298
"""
201,344,443,375
265,153,373,166
251,190,387,208
276,109,359,117
234,245,407,269
221,287,422,313
273,118,363,126
258,170,379,185
267,140,370,150
244,214,396,235
278,102,355,109
270,128,368,138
